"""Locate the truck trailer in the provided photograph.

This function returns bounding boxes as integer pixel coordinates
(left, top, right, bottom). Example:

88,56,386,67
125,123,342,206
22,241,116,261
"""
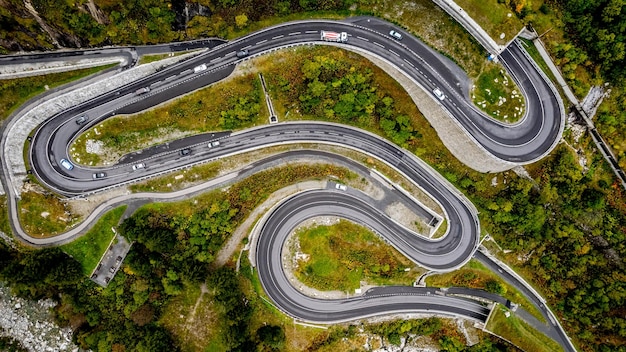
320,31,348,43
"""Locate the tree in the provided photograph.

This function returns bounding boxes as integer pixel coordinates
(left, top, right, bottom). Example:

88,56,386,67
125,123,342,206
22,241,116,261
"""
256,325,285,351
235,14,248,29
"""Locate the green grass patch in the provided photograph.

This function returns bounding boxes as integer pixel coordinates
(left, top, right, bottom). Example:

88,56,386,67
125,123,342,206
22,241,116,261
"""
138,52,190,65
293,220,416,292
129,161,221,193
18,189,79,237
486,305,563,352
425,259,545,322
0,196,10,236
431,218,448,239
471,63,525,123
0,64,116,123
60,206,126,275
518,38,558,86
70,72,266,166
454,0,524,45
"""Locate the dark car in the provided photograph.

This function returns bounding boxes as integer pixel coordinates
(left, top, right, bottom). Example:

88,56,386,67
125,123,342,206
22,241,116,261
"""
92,172,106,180
75,115,87,125
236,49,249,58
105,277,111,283
179,148,191,156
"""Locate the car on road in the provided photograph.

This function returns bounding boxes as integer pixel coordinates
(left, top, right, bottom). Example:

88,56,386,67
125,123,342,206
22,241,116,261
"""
179,148,191,156
433,87,445,101
389,30,402,40
105,277,111,283
193,64,207,73
109,266,116,273
75,115,87,125
135,87,150,95
60,159,74,170
335,183,347,191
236,49,249,58
92,172,106,179
132,162,145,171
207,141,220,148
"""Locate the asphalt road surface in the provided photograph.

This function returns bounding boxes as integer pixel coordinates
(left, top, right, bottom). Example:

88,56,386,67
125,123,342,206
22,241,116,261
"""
2,15,572,351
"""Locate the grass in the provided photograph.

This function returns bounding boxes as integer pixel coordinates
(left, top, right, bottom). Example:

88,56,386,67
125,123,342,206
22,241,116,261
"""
159,283,227,352
425,259,545,322
486,305,564,352
138,52,190,65
129,161,221,193
471,63,526,123
70,72,267,166
454,0,525,45
293,220,416,292
431,218,448,239
60,206,126,275
518,38,559,87
18,188,79,237
0,196,10,236
0,64,116,123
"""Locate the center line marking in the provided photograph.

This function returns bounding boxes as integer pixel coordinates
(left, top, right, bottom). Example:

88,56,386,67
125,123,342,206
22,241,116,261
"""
357,36,369,41
288,32,300,36
373,42,385,48
389,49,400,56
272,35,284,39
256,40,267,45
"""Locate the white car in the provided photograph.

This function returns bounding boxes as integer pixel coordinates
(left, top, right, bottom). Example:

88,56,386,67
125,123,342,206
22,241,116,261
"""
389,30,402,40
132,163,145,170
433,88,445,101
335,183,347,191
60,159,74,170
208,141,220,148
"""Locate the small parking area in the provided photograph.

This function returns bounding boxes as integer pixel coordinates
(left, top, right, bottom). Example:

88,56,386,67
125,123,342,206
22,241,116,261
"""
91,233,132,287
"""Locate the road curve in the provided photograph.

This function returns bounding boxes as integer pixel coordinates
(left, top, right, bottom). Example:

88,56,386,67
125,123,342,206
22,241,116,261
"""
0,15,571,350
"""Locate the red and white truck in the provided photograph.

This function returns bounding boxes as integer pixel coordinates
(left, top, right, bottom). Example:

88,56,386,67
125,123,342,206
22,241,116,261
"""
320,31,348,43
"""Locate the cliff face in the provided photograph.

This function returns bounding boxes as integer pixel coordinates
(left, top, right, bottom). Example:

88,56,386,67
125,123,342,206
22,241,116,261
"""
0,0,195,53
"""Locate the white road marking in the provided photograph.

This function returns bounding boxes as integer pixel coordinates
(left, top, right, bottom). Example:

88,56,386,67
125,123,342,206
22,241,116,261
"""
288,32,300,36
373,42,385,48
357,36,369,41
272,35,284,39
305,30,317,34
389,49,400,57
257,40,267,45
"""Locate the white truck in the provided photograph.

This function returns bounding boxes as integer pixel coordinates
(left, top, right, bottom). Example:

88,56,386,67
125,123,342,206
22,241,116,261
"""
320,31,348,43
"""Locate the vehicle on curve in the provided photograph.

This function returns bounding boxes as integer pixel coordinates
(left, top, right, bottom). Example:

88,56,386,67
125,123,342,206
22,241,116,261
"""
335,183,347,191
179,148,191,156
236,50,249,58
132,162,145,171
193,64,207,73
135,87,150,95
389,30,402,40
208,141,220,148
92,172,106,179
433,87,445,101
59,159,74,170
75,115,87,125
321,31,348,43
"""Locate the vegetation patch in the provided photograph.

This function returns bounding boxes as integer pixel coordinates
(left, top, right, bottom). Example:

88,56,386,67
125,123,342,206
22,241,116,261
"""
454,0,524,44
425,259,544,322
486,305,563,352
60,206,126,275
293,220,415,292
0,195,10,236
471,63,525,123
129,161,221,193
138,52,190,65
18,188,78,237
70,73,265,166
0,64,115,123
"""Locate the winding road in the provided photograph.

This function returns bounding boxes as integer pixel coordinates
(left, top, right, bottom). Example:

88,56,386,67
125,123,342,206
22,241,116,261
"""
0,15,573,351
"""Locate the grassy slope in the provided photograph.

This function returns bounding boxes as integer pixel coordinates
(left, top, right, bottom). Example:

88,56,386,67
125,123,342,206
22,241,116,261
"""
294,220,416,292
61,206,126,275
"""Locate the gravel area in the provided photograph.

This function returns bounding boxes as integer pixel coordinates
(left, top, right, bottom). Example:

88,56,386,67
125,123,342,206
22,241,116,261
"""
0,283,78,352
